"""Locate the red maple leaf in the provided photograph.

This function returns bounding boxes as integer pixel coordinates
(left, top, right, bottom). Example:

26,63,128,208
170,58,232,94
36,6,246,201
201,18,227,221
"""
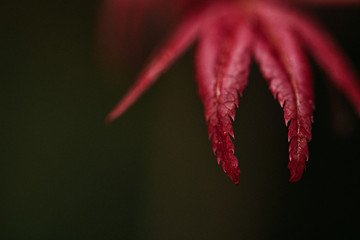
100,0,360,184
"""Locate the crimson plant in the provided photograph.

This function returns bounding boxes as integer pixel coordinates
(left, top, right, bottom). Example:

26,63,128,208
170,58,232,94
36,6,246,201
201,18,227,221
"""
100,0,360,184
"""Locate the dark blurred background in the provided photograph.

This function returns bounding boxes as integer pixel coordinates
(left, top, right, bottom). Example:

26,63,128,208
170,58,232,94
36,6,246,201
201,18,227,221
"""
1,1,360,239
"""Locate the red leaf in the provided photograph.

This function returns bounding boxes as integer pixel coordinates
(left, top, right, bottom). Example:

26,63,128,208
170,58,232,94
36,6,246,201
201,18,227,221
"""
259,1,360,115
253,34,296,126
106,13,202,123
104,0,360,184
274,32,314,182
291,14,360,115
196,15,252,184
255,11,315,182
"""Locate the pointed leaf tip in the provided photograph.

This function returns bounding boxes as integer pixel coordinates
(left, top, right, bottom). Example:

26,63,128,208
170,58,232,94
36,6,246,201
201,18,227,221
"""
196,15,252,184
256,9,314,182
288,159,305,182
105,113,116,125
228,168,240,185
107,13,201,122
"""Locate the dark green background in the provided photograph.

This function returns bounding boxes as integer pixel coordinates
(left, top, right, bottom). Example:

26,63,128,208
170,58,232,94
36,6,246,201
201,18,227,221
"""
1,1,360,239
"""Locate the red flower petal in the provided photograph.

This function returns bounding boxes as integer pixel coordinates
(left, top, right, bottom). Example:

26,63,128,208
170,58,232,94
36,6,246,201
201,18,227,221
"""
196,16,252,184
